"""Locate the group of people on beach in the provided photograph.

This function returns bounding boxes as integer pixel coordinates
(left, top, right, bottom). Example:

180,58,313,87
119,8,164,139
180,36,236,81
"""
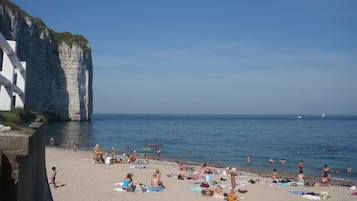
246,153,354,186
270,160,343,186
92,144,139,164
119,168,166,193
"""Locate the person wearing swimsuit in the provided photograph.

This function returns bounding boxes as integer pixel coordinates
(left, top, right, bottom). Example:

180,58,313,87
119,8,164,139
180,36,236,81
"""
322,164,331,184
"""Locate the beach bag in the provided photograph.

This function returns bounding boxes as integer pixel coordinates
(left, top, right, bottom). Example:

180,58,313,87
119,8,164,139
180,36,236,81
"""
320,191,328,200
228,193,238,201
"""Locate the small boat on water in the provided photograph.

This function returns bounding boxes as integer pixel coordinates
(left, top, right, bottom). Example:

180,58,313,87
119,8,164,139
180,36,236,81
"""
296,116,302,119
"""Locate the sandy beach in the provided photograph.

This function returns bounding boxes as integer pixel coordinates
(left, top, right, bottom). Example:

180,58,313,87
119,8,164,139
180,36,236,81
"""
45,147,356,201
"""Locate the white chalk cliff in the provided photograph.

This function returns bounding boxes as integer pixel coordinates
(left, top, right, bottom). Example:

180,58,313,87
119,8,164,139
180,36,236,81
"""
0,1,93,120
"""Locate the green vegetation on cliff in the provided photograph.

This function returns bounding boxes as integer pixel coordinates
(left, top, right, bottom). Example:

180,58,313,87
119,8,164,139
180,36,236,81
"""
2,0,91,53
0,108,43,132
51,31,91,52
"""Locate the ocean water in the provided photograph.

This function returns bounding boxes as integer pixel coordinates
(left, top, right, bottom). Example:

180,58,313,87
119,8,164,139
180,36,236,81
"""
45,114,357,181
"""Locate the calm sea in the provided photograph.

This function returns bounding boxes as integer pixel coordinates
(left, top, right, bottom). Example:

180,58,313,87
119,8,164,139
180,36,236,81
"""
45,114,357,181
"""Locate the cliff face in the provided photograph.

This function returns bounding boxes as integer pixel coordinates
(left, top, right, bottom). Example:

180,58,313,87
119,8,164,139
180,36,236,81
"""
0,1,93,120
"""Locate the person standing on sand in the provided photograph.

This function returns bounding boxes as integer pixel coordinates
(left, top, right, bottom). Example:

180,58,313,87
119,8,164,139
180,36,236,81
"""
73,142,78,152
155,146,161,158
247,154,251,165
230,168,237,194
144,153,150,163
50,137,55,146
50,166,57,188
322,164,331,184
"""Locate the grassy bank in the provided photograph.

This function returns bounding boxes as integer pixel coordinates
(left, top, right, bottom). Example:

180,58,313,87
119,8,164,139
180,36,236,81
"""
0,108,43,133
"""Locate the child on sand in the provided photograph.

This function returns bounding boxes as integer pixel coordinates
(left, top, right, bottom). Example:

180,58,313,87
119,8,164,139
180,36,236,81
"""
50,166,57,188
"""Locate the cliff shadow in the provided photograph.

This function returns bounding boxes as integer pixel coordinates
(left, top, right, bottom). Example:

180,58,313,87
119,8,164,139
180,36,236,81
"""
1,153,17,201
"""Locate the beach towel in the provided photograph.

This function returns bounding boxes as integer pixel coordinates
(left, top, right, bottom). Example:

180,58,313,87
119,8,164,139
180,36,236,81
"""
289,190,305,195
147,187,163,192
113,188,126,192
302,194,320,200
236,180,249,185
205,175,212,183
279,182,291,186
213,194,224,199
189,180,201,184
189,186,202,193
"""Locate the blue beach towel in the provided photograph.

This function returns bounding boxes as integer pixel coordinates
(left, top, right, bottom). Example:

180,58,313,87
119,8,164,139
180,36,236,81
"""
147,187,163,192
189,186,202,193
279,182,291,186
289,190,305,195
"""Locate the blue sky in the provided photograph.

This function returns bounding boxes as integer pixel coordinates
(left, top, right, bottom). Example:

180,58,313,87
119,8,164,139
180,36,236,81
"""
11,0,357,114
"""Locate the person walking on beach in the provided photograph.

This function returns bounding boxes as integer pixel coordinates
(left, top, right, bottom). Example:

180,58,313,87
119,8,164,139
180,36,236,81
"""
50,166,57,188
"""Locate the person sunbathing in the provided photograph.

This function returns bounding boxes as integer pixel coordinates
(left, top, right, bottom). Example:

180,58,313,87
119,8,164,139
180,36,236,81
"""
179,161,186,170
125,173,136,192
151,173,160,188
155,169,166,188
177,173,199,180
178,161,195,171
321,175,328,186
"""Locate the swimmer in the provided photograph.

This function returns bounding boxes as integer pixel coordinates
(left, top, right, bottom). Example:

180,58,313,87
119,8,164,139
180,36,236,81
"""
247,154,251,165
269,158,275,164
298,160,304,170
280,159,286,166
347,167,352,173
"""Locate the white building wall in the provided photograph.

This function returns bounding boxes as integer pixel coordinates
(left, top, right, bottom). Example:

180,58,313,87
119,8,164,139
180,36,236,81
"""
0,41,16,111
